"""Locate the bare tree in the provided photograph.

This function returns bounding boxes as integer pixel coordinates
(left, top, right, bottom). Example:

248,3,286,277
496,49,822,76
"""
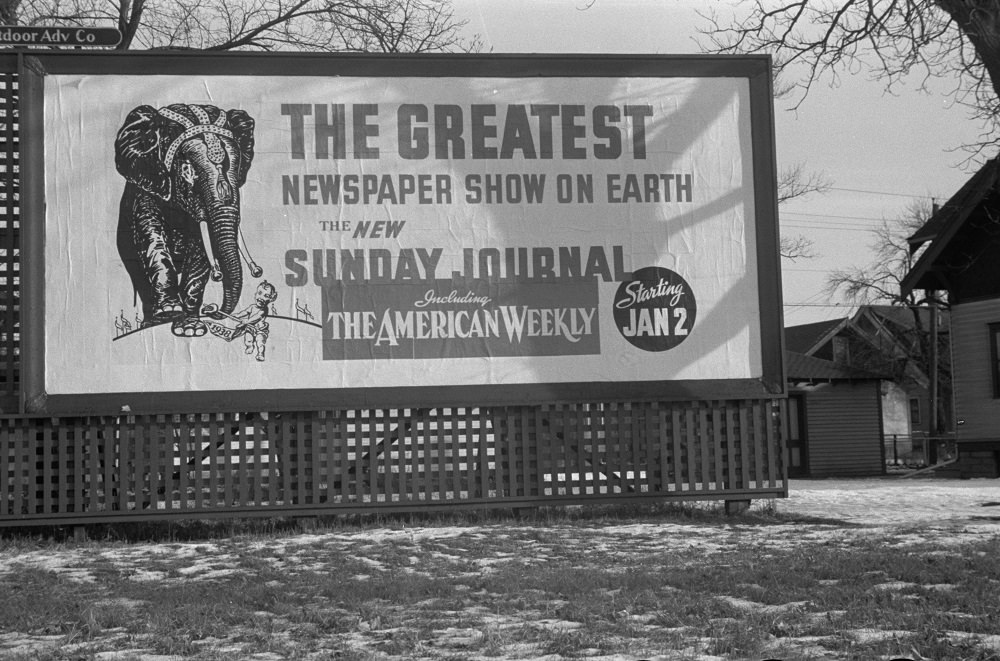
778,163,831,206
777,163,831,260
780,233,817,261
11,0,482,53
702,1,1000,157
826,199,934,306
825,200,951,433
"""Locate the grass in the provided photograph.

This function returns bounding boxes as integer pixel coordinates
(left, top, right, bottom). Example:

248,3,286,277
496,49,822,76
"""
0,503,998,659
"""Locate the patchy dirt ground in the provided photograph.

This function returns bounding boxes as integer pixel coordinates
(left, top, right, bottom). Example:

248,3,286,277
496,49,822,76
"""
1,476,999,661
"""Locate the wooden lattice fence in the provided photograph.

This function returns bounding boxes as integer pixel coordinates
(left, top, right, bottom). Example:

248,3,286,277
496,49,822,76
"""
0,71,17,413
3,402,783,525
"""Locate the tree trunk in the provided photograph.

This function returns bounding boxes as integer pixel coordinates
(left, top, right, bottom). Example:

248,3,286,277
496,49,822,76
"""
0,0,19,24
116,0,145,50
937,0,1000,101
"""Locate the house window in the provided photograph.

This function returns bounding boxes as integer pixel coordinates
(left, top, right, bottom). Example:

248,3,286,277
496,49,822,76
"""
909,398,921,426
991,323,1000,398
832,336,850,364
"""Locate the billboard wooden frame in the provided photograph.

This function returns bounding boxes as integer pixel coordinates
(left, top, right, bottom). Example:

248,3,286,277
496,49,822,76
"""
17,51,784,416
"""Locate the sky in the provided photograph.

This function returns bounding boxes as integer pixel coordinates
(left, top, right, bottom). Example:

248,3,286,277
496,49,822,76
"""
451,0,990,326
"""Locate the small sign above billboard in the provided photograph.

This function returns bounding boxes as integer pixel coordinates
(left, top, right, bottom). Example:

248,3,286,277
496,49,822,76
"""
0,26,121,47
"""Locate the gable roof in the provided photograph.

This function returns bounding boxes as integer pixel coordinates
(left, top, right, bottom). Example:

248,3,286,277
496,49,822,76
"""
863,304,915,327
902,157,1000,296
784,305,946,386
784,317,848,355
786,351,887,381
857,304,949,336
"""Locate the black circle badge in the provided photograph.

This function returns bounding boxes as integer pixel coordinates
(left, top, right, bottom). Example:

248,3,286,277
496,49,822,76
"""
613,266,696,352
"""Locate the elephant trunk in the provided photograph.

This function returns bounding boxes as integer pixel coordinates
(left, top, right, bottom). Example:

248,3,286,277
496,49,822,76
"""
207,206,243,315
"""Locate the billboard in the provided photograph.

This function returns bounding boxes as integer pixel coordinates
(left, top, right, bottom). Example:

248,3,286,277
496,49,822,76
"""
20,53,782,413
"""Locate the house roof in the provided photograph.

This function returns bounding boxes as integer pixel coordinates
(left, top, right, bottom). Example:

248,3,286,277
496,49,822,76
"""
863,304,914,326
784,317,847,355
786,351,887,381
901,157,1000,296
857,304,950,336
785,305,949,353
784,304,945,386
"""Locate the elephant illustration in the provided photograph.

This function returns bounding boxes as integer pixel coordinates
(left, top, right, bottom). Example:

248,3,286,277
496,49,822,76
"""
114,103,261,337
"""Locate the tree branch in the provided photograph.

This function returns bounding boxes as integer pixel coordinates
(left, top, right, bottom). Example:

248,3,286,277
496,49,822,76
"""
700,0,997,150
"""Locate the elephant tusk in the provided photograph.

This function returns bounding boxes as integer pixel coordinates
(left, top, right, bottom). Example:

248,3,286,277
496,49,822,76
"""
238,226,263,278
200,222,223,281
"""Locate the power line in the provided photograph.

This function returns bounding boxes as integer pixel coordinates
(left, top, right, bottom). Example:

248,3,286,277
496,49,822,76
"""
784,292,834,310
781,210,892,222
826,186,938,199
782,223,874,233
782,220,874,230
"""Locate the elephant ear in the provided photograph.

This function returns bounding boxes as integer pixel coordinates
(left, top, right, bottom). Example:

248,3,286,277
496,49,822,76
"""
224,109,255,187
115,105,178,200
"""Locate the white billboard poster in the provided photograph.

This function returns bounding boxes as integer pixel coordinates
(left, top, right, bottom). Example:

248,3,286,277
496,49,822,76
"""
33,56,778,409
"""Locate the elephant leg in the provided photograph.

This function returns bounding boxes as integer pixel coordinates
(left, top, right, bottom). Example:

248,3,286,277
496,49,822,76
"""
131,197,183,322
171,236,211,338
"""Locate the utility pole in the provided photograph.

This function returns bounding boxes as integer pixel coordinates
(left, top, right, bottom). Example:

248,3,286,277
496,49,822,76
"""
926,199,940,466
928,291,938,465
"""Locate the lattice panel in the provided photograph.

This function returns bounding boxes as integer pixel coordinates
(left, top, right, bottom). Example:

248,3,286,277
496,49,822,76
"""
1,401,785,525
0,73,17,410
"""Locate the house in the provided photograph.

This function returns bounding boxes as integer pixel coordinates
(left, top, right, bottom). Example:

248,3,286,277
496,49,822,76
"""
901,157,1000,478
786,306,951,466
784,350,887,478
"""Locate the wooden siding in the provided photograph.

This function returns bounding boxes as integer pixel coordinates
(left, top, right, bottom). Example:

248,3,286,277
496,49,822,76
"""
951,299,1000,441
800,382,884,477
